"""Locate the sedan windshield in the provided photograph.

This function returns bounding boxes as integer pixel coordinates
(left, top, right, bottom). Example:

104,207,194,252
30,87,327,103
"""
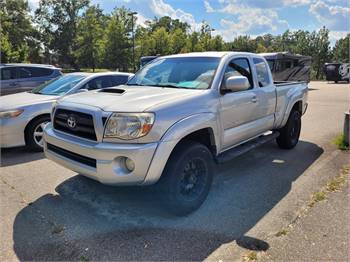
32,75,86,96
128,57,221,89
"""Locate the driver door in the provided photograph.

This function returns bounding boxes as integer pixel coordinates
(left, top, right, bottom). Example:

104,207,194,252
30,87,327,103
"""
219,58,263,150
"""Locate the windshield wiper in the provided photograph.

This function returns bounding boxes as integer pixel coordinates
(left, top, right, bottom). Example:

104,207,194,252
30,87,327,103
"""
126,83,147,86
151,84,179,88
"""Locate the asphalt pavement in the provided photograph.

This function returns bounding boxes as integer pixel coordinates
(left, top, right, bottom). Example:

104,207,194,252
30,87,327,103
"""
0,81,349,261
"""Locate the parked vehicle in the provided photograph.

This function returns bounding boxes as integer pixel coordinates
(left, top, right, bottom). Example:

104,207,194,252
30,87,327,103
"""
43,52,308,215
0,64,62,95
323,63,350,83
260,52,311,82
140,56,158,68
0,72,133,151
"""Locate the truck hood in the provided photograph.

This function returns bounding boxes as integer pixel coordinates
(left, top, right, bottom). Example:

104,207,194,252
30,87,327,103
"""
59,85,206,112
0,92,57,111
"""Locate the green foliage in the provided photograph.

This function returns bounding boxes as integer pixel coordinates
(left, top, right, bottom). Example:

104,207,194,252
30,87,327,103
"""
102,7,132,71
0,0,34,62
333,134,349,151
74,5,104,71
171,28,187,54
148,16,189,33
332,34,350,63
35,0,90,67
152,27,171,55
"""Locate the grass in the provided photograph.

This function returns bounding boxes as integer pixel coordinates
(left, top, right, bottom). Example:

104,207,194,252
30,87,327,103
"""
333,134,349,151
275,228,289,237
308,191,326,207
79,255,90,261
242,251,258,261
326,176,346,192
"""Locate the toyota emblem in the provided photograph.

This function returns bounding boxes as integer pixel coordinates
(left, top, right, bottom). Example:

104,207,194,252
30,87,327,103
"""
67,116,77,129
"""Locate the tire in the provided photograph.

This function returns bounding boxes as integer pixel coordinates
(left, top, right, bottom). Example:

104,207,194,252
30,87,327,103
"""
157,141,214,216
25,116,51,152
276,110,301,149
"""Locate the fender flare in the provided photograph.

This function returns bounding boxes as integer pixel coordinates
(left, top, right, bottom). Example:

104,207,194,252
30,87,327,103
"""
280,88,305,127
143,113,220,185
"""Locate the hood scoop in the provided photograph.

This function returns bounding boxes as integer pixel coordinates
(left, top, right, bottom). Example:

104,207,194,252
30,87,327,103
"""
99,88,125,94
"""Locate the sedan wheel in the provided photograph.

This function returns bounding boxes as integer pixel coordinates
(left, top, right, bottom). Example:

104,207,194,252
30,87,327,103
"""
25,115,51,152
33,121,49,148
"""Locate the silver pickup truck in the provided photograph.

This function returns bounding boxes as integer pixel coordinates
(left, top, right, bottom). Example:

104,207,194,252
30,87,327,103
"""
43,52,308,215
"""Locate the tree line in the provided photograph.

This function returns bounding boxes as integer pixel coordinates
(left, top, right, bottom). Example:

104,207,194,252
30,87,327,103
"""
1,0,349,79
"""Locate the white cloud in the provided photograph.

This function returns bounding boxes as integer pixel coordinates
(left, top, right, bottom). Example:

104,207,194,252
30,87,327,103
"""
150,0,201,31
211,0,310,9
310,1,350,31
204,1,289,40
28,0,40,10
283,0,311,6
329,31,350,45
204,0,215,13
136,13,149,27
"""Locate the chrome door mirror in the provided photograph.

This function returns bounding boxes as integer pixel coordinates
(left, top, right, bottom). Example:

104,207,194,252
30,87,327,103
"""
222,76,250,93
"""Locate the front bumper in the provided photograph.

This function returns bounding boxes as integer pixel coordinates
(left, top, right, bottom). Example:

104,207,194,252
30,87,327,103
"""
44,124,158,185
0,117,26,148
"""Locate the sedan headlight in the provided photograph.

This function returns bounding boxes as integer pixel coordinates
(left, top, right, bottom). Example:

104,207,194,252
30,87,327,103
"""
0,109,24,119
104,113,155,140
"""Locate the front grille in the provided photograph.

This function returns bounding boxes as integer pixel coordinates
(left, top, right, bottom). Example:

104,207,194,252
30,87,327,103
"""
53,109,97,141
47,143,96,168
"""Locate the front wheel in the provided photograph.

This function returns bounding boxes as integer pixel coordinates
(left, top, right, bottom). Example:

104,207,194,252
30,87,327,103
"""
157,141,214,216
25,116,50,152
276,110,301,149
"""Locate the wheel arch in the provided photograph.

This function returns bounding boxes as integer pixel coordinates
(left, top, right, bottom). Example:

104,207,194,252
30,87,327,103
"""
281,99,304,127
24,113,51,142
143,113,219,185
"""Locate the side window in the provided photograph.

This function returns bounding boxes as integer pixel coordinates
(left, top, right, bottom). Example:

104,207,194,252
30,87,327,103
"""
18,67,32,79
83,76,112,90
223,58,253,89
95,76,112,89
28,67,53,77
0,67,17,80
110,75,129,86
253,58,271,87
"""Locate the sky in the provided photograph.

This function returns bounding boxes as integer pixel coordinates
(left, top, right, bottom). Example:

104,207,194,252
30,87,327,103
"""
28,0,350,44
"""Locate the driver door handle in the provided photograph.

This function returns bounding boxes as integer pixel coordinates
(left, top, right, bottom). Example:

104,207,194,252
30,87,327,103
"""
251,96,257,103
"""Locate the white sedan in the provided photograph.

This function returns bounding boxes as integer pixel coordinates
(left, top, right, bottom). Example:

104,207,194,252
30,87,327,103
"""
0,72,133,151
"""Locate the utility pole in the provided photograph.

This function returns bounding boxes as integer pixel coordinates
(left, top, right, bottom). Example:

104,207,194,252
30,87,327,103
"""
128,12,138,73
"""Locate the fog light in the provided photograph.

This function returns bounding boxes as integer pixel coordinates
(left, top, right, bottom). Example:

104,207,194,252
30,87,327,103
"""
125,157,135,172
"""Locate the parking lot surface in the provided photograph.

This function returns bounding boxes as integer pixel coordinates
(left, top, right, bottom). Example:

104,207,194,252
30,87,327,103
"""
1,81,349,261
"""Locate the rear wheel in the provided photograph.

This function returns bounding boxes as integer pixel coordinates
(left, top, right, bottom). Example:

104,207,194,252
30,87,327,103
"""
157,141,214,216
25,116,50,152
276,110,301,149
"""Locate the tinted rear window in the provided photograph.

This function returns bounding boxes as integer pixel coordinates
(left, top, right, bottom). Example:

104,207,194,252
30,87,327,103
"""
28,67,54,77
110,75,129,86
0,67,17,80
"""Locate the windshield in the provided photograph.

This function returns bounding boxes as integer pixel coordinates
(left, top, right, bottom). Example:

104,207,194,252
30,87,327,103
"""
31,75,86,95
128,57,221,89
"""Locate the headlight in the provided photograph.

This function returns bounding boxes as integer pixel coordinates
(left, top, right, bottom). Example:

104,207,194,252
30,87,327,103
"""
0,109,24,119
104,113,155,140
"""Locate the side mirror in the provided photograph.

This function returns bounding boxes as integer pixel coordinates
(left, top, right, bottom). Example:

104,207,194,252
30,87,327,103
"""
75,88,89,93
222,76,250,93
